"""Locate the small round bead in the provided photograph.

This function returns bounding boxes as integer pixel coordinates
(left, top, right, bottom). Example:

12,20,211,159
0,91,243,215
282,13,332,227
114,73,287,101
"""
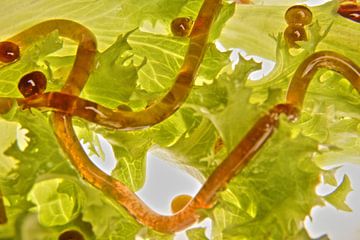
0,41,20,63
284,25,307,48
18,71,47,98
171,17,193,37
171,194,192,213
337,3,360,23
58,230,84,240
285,5,313,26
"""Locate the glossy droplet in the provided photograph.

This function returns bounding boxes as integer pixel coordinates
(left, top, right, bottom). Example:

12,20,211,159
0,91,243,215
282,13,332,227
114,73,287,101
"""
0,41,20,63
284,25,307,48
171,194,192,213
337,3,360,23
18,71,47,97
171,17,193,37
58,230,85,240
285,5,313,26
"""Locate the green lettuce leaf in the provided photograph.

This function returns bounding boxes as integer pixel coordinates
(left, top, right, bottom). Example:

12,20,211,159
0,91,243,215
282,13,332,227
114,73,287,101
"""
81,184,142,239
27,178,83,227
0,120,17,178
186,227,208,240
81,32,144,108
220,1,360,63
0,0,190,51
324,175,353,212
214,119,322,239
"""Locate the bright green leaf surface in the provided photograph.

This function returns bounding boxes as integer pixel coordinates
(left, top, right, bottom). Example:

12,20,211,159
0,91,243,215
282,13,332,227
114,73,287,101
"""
0,0,190,51
186,228,208,240
81,32,142,108
0,120,17,178
28,179,77,227
214,120,322,239
220,2,360,63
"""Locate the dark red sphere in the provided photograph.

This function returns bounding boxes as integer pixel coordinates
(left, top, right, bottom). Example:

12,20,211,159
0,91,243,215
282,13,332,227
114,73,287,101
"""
18,71,47,97
0,41,20,63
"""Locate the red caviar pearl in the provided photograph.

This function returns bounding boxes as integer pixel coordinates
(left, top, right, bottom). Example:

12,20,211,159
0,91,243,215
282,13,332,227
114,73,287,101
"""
337,3,360,23
285,5,313,26
18,71,47,98
0,41,20,63
171,17,193,37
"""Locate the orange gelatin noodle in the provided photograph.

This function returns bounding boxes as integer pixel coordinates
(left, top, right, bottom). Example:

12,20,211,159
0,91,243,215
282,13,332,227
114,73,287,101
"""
18,71,47,97
285,5,313,26
0,41,20,63
171,194,192,213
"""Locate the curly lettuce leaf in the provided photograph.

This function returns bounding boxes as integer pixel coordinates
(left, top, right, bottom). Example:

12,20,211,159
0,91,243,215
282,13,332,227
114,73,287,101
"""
81,184,142,240
0,120,17,178
214,119,322,239
129,31,230,95
0,0,191,51
324,175,353,212
220,1,360,64
27,178,83,227
81,32,144,108
0,110,78,239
